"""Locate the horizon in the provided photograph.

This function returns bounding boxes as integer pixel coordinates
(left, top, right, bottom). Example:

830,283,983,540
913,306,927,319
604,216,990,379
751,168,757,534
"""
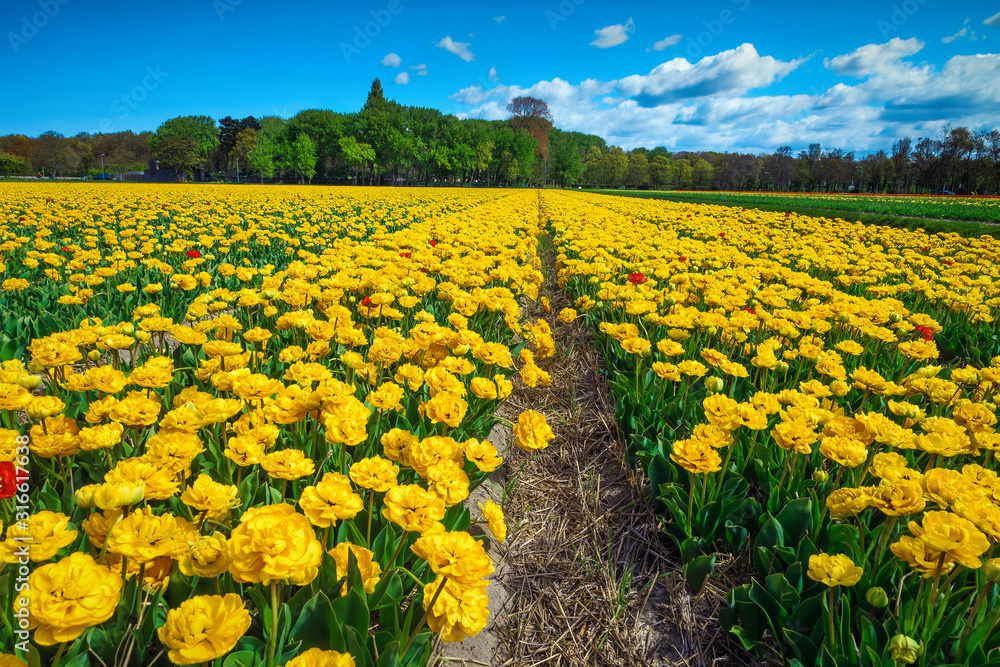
1,1,998,155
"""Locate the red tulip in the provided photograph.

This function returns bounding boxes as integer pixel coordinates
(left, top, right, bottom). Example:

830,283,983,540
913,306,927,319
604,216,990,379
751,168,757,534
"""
0,461,17,500
628,272,647,285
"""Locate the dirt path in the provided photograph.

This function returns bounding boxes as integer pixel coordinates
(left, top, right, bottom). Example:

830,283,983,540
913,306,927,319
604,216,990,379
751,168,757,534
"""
428,193,769,665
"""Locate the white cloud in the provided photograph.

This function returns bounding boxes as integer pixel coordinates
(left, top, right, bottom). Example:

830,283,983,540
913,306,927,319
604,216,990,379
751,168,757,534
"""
449,42,1000,154
380,53,401,67
943,27,969,43
488,66,499,82
824,37,924,77
493,15,506,23
394,72,409,85
649,34,682,51
590,18,635,48
985,11,1000,27
943,19,979,43
617,44,806,104
410,63,428,75
436,36,475,62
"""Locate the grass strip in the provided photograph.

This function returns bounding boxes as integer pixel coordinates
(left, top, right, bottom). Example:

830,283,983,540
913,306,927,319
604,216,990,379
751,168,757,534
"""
589,189,1000,239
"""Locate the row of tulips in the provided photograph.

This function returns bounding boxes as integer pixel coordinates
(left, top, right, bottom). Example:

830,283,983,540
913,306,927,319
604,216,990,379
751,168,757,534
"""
0,185,554,666
545,189,1000,666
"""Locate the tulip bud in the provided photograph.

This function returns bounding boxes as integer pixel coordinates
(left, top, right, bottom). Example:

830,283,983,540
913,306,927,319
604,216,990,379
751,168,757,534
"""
119,323,135,336
776,361,789,374
748,298,758,308
837,312,852,324
588,276,600,284
665,297,676,307
74,484,99,509
17,374,42,390
124,483,146,506
28,360,46,374
262,289,278,300
705,377,724,394
87,350,102,362
889,635,922,664
750,288,759,296
348,295,357,304
813,470,828,483
705,326,718,336
866,586,889,608
641,346,652,359
135,331,150,342
984,558,1000,584
888,311,902,323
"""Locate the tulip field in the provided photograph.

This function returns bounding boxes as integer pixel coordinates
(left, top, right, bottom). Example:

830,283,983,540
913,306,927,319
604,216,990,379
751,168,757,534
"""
548,190,1000,666
2,182,1000,667
0,183,554,667
606,191,1000,223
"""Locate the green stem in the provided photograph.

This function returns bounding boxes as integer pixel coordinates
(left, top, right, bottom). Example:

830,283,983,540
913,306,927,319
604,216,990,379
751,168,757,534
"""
714,442,737,499
366,491,374,548
868,515,898,571
686,471,696,530
401,576,448,657
267,581,280,667
922,554,948,641
958,582,994,658
385,526,408,570
52,642,68,666
827,587,836,653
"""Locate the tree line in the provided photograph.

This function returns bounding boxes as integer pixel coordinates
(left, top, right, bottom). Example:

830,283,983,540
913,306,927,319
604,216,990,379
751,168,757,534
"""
1,79,998,195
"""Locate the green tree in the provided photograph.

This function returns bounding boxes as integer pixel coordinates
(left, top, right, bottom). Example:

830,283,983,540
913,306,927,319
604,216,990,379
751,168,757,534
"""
339,136,375,185
582,146,604,186
231,128,258,179
32,131,80,176
292,133,317,184
691,158,714,189
474,140,494,186
155,136,199,181
247,116,286,183
603,147,628,187
0,153,29,176
649,154,672,189
154,116,218,170
94,131,151,178
549,130,585,187
217,116,259,170
627,150,649,188
248,137,276,184
677,161,693,189
285,110,350,179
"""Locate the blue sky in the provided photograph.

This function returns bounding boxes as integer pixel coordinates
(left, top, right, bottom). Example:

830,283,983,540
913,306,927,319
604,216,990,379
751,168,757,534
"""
2,0,999,153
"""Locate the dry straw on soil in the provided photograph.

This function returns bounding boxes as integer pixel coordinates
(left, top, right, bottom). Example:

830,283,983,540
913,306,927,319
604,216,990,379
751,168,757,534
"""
433,225,767,666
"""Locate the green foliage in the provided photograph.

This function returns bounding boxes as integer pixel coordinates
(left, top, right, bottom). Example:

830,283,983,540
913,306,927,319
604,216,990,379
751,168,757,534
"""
0,152,30,176
291,133,317,184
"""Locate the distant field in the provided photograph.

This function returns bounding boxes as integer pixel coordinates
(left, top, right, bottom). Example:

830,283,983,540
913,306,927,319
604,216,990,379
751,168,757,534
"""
593,189,1000,223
